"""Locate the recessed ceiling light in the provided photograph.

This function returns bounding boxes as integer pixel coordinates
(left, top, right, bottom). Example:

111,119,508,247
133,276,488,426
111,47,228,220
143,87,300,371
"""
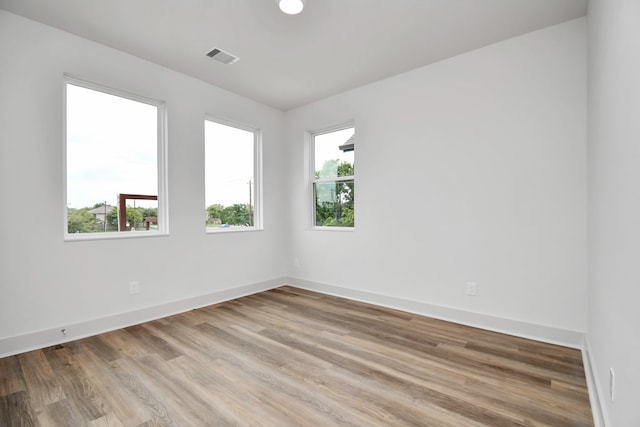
278,0,305,15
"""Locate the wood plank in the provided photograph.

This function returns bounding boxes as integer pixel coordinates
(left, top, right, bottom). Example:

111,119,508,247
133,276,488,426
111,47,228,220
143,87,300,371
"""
0,354,27,397
37,398,88,426
72,350,153,426
87,412,126,427
17,350,66,412
0,391,39,427
41,345,105,422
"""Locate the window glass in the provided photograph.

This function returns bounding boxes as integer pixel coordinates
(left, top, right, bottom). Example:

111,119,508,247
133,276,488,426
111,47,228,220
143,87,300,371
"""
312,126,355,227
65,80,164,237
205,119,259,231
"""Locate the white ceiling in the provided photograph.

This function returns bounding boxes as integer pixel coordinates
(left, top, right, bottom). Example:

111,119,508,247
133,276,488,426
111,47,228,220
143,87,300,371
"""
0,0,588,111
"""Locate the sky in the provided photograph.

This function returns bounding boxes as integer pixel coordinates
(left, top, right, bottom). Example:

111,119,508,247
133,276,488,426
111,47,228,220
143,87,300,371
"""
204,120,254,208
66,83,158,209
314,127,355,175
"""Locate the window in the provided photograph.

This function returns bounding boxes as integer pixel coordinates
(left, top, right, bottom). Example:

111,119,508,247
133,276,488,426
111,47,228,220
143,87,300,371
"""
312,125,355,228
64,78,167,239
205,118,261,231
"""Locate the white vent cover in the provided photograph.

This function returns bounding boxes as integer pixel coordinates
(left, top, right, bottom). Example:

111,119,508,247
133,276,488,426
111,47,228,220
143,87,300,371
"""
206,48,239,65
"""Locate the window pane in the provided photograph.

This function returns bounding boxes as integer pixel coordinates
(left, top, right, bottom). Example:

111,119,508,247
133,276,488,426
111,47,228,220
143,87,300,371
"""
313,125,355,228
314,180,354,227
314,127,354,179
66,83,159,235
205,120,255,230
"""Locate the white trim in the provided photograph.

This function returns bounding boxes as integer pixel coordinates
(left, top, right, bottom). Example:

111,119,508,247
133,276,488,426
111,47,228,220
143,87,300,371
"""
157,97,170,235
314,176,353,184
0,277,284,358
63,75,169,241
204,114,258,134
205,227,263,234
63,230,168,242
309,121,356,138
308,226,355,232
64,74,165,108
582,337,610,427
253,127,264,229
284,277,586,349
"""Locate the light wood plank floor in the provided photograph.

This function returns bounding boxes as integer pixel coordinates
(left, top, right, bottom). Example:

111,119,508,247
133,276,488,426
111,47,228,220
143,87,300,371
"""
1,286,593,426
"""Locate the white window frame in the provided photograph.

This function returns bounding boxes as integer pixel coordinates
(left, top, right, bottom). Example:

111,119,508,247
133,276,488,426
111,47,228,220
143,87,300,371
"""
310,122,355,231
204,115,263,233
63,75,169,241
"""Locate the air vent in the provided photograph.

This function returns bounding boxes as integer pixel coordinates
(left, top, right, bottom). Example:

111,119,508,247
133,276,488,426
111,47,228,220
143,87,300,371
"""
206,48,239,65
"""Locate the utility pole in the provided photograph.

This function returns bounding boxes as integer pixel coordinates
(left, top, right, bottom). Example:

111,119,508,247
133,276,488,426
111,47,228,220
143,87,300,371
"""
103,200,107,232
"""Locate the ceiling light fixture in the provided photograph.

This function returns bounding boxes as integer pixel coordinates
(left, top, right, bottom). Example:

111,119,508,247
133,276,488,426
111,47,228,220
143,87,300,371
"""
278,0,305,15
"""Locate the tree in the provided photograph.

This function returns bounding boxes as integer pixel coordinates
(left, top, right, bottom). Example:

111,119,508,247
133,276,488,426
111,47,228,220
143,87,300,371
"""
106,207,119,228
67,208,97,233
315,159,354,227
207,204,225,223
222,204,250,225
205,203,251,226
141,207,157,219
105,206,144,230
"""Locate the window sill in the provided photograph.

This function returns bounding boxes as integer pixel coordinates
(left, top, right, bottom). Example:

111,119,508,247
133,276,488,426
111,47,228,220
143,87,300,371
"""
64,231,169,242
206,227,263,234
309,226,355,232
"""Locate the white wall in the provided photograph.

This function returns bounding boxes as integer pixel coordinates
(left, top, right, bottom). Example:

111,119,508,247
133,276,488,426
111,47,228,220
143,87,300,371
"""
0,8,591,364
0,10,287,350
285,19,587,336
588,0,640,425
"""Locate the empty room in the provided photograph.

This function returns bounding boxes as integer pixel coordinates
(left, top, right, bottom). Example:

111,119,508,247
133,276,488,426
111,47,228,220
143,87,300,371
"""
0,0,637,426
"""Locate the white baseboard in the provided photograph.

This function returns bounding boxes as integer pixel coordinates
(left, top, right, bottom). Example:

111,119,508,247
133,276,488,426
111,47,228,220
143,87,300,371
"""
285,277,585,349
0,277,285,358
582,337,610,427
0,276,585,358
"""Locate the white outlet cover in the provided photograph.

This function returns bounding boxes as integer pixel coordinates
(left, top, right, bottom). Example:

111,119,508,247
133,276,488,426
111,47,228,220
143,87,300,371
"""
466,282,477,296
129,281,140,295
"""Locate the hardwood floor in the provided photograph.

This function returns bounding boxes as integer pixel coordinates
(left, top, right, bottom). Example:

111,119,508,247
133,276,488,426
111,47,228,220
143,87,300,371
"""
0,286,593,426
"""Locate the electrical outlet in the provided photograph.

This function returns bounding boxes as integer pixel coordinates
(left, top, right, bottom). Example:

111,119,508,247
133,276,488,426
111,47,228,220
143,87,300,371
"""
129,281,140,295
610,368,615,401
466,282,477,296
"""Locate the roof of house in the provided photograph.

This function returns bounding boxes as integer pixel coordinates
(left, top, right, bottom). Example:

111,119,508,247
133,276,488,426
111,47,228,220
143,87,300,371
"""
87,205,115,215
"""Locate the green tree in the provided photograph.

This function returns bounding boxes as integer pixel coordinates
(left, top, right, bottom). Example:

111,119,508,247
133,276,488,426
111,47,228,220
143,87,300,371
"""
104,206,144,230
207,204,225,223
127,207,143,228
315,160,354,227
141,207,157,219
106,207,119,228
222,204,250,225
67,208,97,233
